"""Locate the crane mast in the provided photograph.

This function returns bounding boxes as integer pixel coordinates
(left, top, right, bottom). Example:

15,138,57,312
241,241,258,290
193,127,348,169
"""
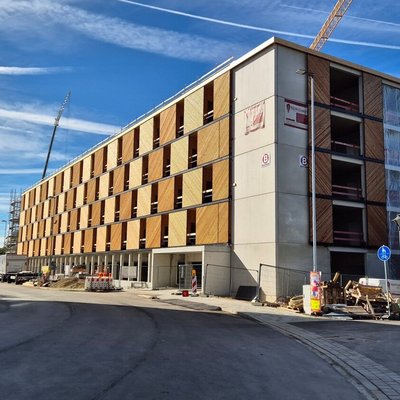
42,91,71,180
310,0,353,51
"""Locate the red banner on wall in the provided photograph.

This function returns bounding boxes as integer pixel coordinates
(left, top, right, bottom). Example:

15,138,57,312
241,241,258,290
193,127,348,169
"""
245,100,265,134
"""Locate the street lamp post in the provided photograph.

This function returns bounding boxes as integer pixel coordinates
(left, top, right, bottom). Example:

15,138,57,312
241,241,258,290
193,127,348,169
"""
297,69,317,272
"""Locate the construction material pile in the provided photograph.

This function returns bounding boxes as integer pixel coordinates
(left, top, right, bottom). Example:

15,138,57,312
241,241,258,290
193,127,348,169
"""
345,280,390,318
50,277,85,290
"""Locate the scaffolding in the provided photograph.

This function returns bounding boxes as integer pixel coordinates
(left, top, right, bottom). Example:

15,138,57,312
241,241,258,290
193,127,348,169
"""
4,190,21,254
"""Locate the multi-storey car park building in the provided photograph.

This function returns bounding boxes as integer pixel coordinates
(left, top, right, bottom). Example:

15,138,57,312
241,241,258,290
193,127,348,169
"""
17,37,400,300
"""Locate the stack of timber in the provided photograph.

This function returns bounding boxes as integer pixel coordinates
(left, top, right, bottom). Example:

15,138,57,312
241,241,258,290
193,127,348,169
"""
320,272,345,306
345,280,389,318
288,295,303,312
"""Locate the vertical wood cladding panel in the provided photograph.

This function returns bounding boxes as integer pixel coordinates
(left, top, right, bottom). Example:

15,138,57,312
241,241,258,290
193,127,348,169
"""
148,148,163,182
313,108,331,149
139,119,153,156
31,206,36,223
43,200,49,219
104,197,116,224
113,166,125,194
120,192,132,220
169,210,187,247
76,184,85,207
366,162,386,203
55,235,62,255
365,119,384,160
96,226,107,252
20,210,25,227
40,238,46,257
308,55,330,105
32,222,38,239
219,117,230,158
311,152,331,196
146,215,161,248
213,159,229,201
184,87,204,134
38,220,45,238
368,205,387,247
91,201,102,226
37,203,43,221
196,204,219,244
34,239,40,256
60,213,68,234
93,148,104,176
99,173,110,199
214,72,230,119
73,230,82,253
160,104,176,145
63,233,72,254
72,162,81,187
54,173,63,195
86,179,96,203
80,205,89,229
57,193,65,214
122,130,134,163
110,224,122,251
137,186,151,217
129,158,143,189
82,155,92,182
107,140,118,171
28,190,34,207
218,202,229,243
198,123,219,165
17,242,23,256
35,186,41,205
28,241,33,257
69,209,78,231
183,169,202,207
48,177,55,197
23,193,29,210
158,177,175,212
126,220,140,249
170,136,188,174
66,189,74,211
314,198,333,244
40,181,48,202
84,228,94,253
364,73,383,119
45,219,51,237
63,167,71,191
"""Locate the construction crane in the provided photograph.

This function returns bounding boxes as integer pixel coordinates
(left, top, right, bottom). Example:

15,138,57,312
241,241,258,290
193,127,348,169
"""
42,91,71,180
310,0,353,52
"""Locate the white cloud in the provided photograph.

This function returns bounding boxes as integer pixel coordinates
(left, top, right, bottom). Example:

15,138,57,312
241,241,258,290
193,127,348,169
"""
0,66,72,75
0,0,242,62
0,169,43,175
0,106,119,135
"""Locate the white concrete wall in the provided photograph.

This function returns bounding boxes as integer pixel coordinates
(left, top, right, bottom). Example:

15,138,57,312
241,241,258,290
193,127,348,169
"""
231,46,278,297
203,245,231,296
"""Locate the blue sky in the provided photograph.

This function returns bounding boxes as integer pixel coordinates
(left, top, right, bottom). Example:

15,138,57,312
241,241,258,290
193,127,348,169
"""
0,0,399,244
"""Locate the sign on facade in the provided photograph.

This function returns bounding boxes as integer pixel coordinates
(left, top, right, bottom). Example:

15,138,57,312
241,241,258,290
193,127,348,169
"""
299,155,308,167
245,100,265,134
284,99,308,130
261,153,271,167
310,271,321,313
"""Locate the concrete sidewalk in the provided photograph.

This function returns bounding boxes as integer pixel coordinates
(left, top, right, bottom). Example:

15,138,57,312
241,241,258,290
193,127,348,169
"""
131,288,400,400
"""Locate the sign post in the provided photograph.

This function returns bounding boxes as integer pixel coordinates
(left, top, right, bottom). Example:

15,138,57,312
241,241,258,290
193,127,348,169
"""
377,245,391,318
310,271,321,313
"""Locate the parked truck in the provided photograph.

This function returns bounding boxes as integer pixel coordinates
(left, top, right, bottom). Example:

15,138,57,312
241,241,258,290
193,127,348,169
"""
0,254,27,283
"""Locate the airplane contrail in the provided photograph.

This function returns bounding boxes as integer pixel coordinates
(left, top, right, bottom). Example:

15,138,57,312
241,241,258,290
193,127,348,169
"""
118,0,400,50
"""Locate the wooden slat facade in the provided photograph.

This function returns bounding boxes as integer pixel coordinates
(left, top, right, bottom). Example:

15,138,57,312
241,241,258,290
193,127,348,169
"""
315,198,333,244
170,136,188,174
213,159,229,201
219,118,230,158
139,119,153,155
93,148,104,177
76,184,85,207
313,108,331,149
214,72,230,119
129,158,143,189
158,177,175,212
120,192,132,220
84,229,94,253
146,216,161,248
64,233,72,254
69,209,78,231
366,162,386,203
365,119,384,160
110,224,122,251
307,55,330,104
168,211,187,247
148,148,163,182
80,205,89,229
184,87,204,134
126,220,140,249
160,104,176,145
82,155,92,182
122,130,134,163
99,173,110,199
198,123,219,165
96,226,107,252
73,230,82,253
313,152,332,196
87,179,97,203
182,169,202,207
107,140,118,171
113,166,125,194
71,162,81,187
367,205,387,247
92,201,102,226
196,204,219,244
363,73,383,119
137,186,151,217
104,197,116,224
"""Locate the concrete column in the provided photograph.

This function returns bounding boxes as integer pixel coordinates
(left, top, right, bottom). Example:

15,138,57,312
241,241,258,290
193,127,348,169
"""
111,254,116,278
104,254,108,274
97,255,102,274
90,255,95,275
137,253,142,282
128,253,132,282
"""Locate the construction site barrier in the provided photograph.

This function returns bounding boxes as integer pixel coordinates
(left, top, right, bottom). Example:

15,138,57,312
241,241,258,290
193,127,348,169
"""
85,276,114,291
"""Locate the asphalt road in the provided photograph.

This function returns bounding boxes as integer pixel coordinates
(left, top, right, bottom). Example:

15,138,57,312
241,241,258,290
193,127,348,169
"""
0,284,365,400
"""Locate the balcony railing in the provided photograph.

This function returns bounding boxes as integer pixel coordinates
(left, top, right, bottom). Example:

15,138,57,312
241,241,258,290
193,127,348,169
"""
331,140,360,156
333,230,364,246
203,110,214,124
332,184,362,200
330,96,359,113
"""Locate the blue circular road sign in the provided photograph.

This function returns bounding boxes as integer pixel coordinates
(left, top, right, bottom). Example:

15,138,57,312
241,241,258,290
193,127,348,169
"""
377,245,391,262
